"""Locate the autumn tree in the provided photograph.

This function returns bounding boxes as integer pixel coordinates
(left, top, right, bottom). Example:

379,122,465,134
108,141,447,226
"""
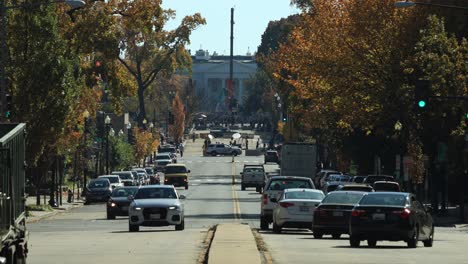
170,93,185,145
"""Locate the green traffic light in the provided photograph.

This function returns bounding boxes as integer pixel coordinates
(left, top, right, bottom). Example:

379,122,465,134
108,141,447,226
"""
418,100,426,108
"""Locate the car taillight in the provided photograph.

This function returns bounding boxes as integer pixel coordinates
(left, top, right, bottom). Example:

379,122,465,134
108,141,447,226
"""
280,202,294,208
165,178,168,182
392,208,411,219
263,194,268,205
351,209,366,217
184,178,187,182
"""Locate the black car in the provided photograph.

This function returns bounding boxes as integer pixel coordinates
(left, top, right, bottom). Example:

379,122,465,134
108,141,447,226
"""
351,176,367,183
312,191,367,239
264,150,280,164
335,184,374,192
106,186,139,219
349,192,434,248
363,175,395,187
84,179,112,205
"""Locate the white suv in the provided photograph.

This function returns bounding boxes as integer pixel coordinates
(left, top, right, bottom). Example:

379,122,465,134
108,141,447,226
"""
206,144,242,156
260,176,315,230
98,175,124,189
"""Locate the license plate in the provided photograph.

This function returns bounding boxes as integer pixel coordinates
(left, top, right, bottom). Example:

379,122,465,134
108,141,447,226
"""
332,211,343,217
150,214,161,220
299,206,309,212
372,213,385,220
121,206,128,211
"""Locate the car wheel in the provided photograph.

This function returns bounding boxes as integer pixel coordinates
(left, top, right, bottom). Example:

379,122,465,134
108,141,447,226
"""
256,186,261,193
175,219,185,231
350,235,360,247
211,151,217,156
273,222,282,234
332,233,341,239
367,239,377,247
423,226,434,247
407,226,419,248
107,212,115,220
313,231,323,239
84,200,90,205
129,224,139,232
185,184,189,190
260,216,269,230
241,184,246,191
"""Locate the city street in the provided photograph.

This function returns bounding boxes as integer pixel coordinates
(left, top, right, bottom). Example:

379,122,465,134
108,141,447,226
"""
27,139,468,264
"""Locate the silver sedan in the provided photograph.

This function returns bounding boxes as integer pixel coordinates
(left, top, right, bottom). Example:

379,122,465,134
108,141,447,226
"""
128,185,185,232
272,189,325,233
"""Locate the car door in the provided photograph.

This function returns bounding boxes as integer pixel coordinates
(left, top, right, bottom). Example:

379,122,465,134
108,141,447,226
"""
410,196,426,239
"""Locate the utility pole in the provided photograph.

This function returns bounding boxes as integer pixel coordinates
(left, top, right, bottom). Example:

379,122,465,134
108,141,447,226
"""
227,7,234,112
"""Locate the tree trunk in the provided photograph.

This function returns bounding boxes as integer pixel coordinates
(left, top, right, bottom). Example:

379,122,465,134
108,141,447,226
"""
137,77,146,128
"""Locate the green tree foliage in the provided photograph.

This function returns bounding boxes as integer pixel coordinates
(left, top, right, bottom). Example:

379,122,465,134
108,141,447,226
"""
110,136,135,170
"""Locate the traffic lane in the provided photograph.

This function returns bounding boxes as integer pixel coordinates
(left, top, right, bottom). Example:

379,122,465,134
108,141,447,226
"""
259,227,467,264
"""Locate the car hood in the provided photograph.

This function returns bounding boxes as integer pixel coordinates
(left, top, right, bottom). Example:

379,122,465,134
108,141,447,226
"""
110,197,131,203
131,199,180,207
88,188,110,192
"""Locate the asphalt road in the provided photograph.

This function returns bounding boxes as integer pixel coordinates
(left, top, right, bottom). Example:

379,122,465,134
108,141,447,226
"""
27,137,468,264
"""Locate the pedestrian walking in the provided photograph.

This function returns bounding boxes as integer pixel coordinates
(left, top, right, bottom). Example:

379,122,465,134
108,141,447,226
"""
179,144,184,157
192,133,196,142
256,139,259,149
245,138,249,150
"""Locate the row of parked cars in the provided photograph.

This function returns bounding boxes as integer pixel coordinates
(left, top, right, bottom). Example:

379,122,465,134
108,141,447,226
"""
316,170,400,194
259,175,434,248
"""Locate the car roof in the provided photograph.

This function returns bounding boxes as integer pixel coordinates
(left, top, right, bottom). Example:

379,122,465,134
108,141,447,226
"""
269,176,312,180
98,175,119,178
365,192,409,196
326,190,367,195
284,188,323,193
112,171,132,174
91,178,109,182
114,186,139,189
165,163,187,167
139,185,175,189
373,181,399,184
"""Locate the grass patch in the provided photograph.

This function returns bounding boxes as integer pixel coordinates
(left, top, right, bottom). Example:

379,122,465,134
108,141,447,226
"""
26,204,53,212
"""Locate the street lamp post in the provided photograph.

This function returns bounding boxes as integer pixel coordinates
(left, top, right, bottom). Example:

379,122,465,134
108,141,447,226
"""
105,115,111,175
0,0,85,121
82,109,89,188
127,122,132,143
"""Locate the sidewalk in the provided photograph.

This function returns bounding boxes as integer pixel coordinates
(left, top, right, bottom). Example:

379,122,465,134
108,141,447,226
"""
26,194,84,223
208,223,261,264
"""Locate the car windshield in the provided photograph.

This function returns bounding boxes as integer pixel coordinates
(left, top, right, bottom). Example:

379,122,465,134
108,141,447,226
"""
285,191,324,200
135,188,177,199
342,186,373,192
113,173,132,180
156,155,171,160
360,193,407,206
100,177,119,183
322,192,365,204
353,177,366,183
268,179,312,190
160,147,175,153
89,180,109,188
165,166,187,174
111,188,138,197
244,167,264,173
145,168,154,174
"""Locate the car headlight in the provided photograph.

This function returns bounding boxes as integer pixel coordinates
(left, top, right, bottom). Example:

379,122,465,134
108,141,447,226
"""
168,206,179,210
133,206,142,211
110,202,116,207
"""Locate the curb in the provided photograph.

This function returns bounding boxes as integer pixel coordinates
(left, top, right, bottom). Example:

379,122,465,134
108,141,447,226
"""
26,202,83,223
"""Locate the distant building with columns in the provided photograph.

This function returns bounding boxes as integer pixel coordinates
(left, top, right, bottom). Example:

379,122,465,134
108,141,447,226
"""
190,49,257,112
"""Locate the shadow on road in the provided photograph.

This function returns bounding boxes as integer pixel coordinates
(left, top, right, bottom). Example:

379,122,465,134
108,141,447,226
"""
111,229,176,234
333,245,410,249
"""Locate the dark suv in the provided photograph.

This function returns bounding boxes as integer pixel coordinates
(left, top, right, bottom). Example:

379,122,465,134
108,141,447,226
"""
84,178,112,205
264,150,279,164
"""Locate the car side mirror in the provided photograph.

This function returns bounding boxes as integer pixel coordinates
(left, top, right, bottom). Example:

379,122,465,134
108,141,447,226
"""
127,195,134,201
270,198,277,203
240,172,243,175
188,170,191,173
179,195,186,200
265,172,269,175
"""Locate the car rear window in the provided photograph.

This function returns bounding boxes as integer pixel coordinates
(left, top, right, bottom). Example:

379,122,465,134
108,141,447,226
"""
321,192,365,204
156,155,171,160
342,186,373,192
165,166,187,174
244,167,264,173
112,188,138,197
89,180,109,188
268,179,312,191
359,193,407,206
285,191,324,200
113,172,132,180
374,183,400,192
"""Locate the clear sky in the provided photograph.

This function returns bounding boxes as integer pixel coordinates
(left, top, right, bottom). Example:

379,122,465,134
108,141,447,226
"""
161,0,299,56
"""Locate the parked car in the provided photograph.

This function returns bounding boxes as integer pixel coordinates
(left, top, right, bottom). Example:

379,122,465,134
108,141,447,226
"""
111,171,135,186
351,176,367,183
84,178,112,204
97,175,124,189
272,189,325,233
264,150,280,164
106,186,139,219
335,184,374,192
206,143,242,156
155,153,173,172
349,192,434,248
373,181,401,192
163,164,190,190
145,167,160,184
128,185,186,232
315,170,342,189
363,175,395,187
241,165,267,193
321,175,353,194
312,191,367,239
260,176,315,230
